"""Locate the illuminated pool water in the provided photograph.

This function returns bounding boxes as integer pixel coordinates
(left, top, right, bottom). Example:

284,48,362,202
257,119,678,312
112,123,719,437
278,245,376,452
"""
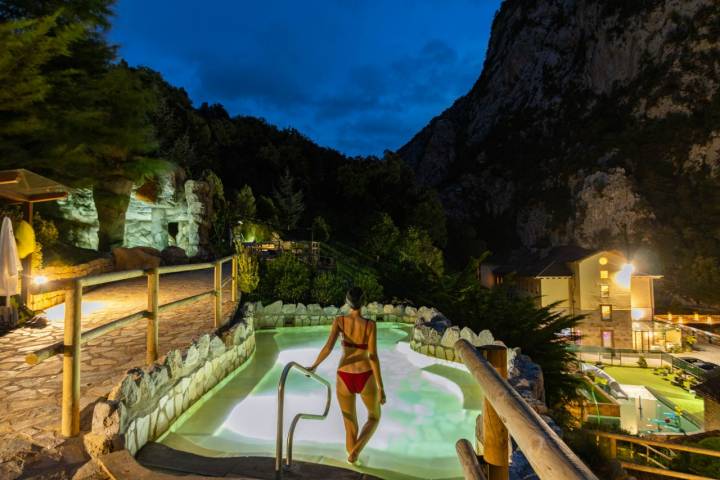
159,324,481,479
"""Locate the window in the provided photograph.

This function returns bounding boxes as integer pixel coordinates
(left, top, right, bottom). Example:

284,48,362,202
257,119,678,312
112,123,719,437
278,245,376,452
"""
601,304,612,321
602,330,614,348
600,270,609,279
600,284,610,298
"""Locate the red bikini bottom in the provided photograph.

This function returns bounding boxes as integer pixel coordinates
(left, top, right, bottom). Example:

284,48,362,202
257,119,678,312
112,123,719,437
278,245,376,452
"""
337,370,373,394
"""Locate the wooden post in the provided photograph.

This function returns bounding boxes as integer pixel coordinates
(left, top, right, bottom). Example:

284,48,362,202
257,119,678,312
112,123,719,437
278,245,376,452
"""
20,201,33,306
214,260,222,328
456,438,488,480
231,255,238,303
609,438,617,459
480,345,509,480
61,280,82,436
146,268,159,365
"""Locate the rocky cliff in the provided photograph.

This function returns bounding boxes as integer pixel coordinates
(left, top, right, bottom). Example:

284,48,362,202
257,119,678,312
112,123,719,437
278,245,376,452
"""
400,0,720,306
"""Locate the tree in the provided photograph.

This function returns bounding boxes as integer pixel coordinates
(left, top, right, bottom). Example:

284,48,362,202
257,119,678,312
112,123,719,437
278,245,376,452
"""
398,227,444,277
409,189,448,247
312,216,331,242
0,14,83,140
237,248,259,294
363,212,399,260
272,168,304,231
352,270,383,303
234,185,257,220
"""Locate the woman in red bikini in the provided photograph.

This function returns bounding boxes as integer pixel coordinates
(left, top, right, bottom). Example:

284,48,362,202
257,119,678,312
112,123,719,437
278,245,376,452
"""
306,287,386,463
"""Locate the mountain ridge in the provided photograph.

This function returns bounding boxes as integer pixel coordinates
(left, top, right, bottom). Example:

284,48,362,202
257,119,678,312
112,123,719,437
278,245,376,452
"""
399,0,720,306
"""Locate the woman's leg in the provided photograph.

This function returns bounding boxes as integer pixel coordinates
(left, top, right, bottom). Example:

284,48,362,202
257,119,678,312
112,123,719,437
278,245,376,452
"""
349,376,381,461
336,373,358,455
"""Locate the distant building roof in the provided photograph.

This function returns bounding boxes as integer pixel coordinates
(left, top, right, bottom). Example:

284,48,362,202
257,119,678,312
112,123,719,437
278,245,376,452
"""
0,169,68,204
490,246,595,278
696,375,720,403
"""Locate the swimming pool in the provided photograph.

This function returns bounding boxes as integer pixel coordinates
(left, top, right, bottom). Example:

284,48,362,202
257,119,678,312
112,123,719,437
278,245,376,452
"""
159,323,481,479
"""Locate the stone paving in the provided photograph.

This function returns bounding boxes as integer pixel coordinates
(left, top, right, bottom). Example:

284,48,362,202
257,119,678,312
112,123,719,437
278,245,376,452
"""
0,267,238,479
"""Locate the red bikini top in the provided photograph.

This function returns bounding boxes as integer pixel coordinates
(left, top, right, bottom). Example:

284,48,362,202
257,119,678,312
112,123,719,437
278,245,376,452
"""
340,316,369,350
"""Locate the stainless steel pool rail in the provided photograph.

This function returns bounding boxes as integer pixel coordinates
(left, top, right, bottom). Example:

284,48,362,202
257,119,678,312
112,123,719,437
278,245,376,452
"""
275,361,332,478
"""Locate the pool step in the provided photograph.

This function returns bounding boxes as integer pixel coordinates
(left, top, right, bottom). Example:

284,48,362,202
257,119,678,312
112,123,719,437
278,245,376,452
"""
136,442,381,479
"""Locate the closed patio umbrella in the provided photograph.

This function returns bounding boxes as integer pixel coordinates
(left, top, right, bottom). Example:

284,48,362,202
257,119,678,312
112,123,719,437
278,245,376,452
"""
0,216,22,303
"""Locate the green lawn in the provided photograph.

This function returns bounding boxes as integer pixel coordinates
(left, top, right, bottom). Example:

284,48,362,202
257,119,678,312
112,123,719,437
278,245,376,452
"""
604,366,704,421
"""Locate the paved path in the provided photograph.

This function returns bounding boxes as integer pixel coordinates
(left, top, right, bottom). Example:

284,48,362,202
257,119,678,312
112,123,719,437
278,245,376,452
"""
0,267,239,479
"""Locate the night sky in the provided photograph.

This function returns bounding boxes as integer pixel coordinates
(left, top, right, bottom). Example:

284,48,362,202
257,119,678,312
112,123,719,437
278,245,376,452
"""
109,0,502,157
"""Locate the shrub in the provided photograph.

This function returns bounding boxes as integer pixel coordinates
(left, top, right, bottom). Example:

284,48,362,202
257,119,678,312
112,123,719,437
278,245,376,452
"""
352,270,383,303
671,437,720,477
260,254,310,303
637,355,648,368
311,271,346,305
33,212,58,247
237,248,259,294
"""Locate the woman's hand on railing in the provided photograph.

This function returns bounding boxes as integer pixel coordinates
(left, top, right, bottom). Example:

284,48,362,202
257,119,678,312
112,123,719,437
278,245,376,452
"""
380,388,386,405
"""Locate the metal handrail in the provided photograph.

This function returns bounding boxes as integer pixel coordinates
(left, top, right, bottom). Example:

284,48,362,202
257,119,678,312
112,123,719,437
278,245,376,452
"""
275,361,331,478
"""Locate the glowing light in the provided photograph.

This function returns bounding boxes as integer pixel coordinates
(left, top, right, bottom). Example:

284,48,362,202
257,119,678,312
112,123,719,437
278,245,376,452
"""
599,257,608,265
614,263,634,289
32,275,48,285
632,308,646,320
44,300,107,324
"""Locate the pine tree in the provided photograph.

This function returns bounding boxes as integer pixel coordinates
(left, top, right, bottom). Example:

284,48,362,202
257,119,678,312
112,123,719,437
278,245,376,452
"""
272,169,304,231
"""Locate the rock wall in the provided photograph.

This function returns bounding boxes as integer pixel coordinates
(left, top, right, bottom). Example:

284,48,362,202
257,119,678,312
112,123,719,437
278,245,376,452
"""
56,173,214,256
29,258,114,311
124,175,214,257
250,300,431,328
85,315,256,457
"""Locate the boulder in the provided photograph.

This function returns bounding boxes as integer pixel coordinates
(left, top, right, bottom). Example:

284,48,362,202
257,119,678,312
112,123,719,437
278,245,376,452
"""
475,329,494,346
440,326,461,348
460,327,477,345
160,246,188,265
112,247,161,271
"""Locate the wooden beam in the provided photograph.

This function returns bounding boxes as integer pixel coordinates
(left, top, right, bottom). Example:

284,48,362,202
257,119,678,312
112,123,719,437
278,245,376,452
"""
480,345,509,480
28,192,68,203
456,439,487,480
593,431,720,458
455,340,598,480
0,171,20,184
620,462,715,480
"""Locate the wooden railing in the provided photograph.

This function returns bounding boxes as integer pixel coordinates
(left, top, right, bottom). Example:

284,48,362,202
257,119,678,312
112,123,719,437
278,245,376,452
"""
454,339,598,480
594,431,720,480
25,254,239,437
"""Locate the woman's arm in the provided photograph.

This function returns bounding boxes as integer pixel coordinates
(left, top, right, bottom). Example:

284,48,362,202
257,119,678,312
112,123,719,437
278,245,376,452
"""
368,322,386,404
307,316,341,371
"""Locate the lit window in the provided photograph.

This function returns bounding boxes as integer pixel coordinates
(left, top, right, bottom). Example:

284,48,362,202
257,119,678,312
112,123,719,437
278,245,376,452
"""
600,270,609,279
600,284,609,298
599,257,608,265
601,305,612,321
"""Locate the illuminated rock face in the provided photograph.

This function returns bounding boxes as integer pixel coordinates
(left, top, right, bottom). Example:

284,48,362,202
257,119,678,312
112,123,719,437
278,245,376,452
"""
124,174,213,257
58,173,214,256
56,188,100,250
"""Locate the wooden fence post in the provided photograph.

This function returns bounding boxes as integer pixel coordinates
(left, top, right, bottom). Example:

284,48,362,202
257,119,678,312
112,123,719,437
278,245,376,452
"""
61,279,82,437
146,268,159,365
480,345,509,480
214,260,222,328
231,255,238,303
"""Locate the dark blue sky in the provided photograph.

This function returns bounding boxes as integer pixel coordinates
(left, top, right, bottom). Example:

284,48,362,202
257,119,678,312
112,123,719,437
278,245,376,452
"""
109,1,502,157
